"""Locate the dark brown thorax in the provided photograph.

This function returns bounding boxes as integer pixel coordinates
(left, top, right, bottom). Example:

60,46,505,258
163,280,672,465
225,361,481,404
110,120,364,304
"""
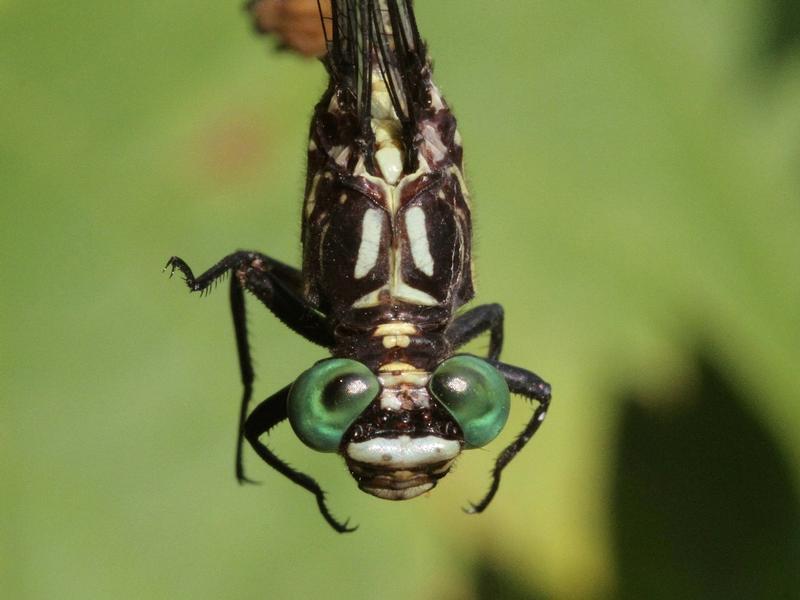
300,14,474,371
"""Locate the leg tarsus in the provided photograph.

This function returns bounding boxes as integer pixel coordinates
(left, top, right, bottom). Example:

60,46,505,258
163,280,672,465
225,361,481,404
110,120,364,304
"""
245,385,357,533
165,252,261,294
465,357,551,514
164,256,197,287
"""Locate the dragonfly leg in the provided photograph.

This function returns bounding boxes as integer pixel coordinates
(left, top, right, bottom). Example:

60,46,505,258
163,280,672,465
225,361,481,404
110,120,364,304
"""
165,251,334,483
165,252,331,345
244,384,358,534
465,358,551,514
446,303,504,361
229,275,258,484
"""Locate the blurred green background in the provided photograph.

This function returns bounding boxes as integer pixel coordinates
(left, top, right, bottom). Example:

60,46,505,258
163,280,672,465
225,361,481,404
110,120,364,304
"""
3,1,800,598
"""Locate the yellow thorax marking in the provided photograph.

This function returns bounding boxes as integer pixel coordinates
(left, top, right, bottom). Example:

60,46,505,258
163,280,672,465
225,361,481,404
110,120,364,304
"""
379,361,416,372
382,335,411,349
373,322,418,336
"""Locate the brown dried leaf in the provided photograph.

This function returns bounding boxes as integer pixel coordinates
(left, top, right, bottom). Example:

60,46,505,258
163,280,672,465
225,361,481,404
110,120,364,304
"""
248,0,331,58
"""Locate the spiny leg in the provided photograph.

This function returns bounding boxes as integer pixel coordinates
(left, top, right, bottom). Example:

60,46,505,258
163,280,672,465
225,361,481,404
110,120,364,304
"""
165,251,333,482
166,251,302,300
165,252,330,345
446,303,504,361
465,358,551,514
244,384,357,534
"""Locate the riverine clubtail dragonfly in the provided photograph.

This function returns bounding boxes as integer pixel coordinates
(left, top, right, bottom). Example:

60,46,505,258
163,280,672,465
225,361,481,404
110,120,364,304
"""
167,0,551,533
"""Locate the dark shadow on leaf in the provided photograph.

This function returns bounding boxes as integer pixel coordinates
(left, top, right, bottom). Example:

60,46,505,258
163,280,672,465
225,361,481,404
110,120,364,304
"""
761,0,800,62
611,353,800,600
469,558,548,600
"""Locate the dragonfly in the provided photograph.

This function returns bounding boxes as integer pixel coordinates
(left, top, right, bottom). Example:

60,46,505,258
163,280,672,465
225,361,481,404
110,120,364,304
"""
167,0,551,533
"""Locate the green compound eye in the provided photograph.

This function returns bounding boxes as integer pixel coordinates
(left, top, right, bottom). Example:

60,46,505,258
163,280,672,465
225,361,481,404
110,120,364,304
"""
288,358,380,452
429,355,510,448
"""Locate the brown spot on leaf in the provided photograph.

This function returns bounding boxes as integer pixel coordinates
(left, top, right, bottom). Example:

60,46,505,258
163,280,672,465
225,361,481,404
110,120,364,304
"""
191,113,269,186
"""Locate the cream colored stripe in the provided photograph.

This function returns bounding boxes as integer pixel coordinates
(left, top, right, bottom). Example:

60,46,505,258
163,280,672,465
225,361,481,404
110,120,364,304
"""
354,208,384,279
405,206,434,276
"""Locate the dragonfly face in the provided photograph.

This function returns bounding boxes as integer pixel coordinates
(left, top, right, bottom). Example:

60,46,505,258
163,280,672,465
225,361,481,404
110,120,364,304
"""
287,355,511,500
167,0,551,532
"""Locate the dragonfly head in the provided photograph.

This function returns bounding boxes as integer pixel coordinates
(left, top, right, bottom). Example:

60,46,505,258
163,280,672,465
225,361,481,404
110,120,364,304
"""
287,356,510,500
